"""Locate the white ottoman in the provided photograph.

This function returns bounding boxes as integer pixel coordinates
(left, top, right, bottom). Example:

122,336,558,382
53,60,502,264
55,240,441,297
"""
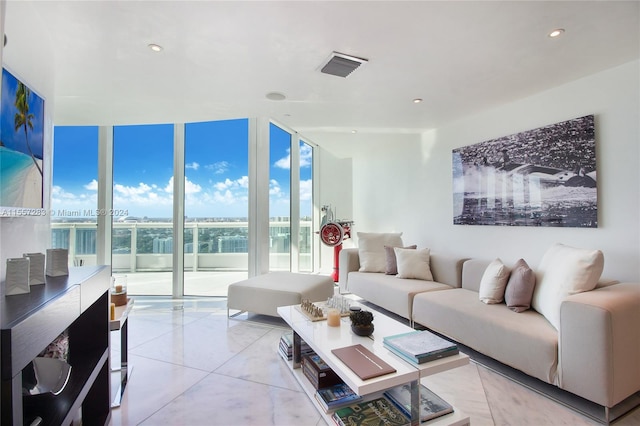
227,272,335,317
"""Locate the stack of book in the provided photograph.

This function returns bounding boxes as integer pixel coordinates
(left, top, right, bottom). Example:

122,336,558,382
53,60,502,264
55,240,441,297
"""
278,332,313,362
382,330,458,365
314,382,362,412
384,383,453,422
331,396,410,426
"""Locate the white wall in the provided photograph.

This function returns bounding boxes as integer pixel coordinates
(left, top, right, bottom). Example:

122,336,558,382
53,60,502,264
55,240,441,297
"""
316,146,353,275
0,4,54,283
340,61,639,282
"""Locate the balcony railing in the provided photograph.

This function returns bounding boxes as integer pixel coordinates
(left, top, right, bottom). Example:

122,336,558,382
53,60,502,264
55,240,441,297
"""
51,220,313,273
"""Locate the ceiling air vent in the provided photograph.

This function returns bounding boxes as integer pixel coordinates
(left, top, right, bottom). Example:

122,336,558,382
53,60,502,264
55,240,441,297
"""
320,52,368,78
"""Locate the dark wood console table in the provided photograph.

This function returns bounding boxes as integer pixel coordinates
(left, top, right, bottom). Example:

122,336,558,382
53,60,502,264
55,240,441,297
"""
1,266,111,426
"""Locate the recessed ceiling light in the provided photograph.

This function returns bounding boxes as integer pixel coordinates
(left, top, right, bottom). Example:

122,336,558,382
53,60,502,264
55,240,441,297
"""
351,130,358,134
413,98,423,104
148,43,163,52
266,92,286,101
548,29,565,38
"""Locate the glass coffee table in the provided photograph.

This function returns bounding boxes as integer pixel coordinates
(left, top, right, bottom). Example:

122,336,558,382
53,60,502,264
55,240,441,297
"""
277,301,471,426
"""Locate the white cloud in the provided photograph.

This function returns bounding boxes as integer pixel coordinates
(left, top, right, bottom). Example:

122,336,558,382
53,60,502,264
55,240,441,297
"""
236,175,249,188
274,154,290,169
84,179,98,191
213,189,236,204
185,162,200,170
114,182,152,196
269,179,282,196
52,185,77,200
300,144,313,168
300,179,312,201
274,144,313,169
163,176,202,194
185,178,202,194
213,176,248,191
51,185,98,213
206,161,230,174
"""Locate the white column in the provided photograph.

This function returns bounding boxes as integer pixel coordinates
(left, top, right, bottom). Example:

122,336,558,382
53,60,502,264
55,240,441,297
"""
173,124,185,297
248,117,271,277
96,126,113,269
290,132,300,273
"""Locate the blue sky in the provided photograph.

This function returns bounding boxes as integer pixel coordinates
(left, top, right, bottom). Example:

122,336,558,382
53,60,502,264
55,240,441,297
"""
52,120,312,219
1,68,45,158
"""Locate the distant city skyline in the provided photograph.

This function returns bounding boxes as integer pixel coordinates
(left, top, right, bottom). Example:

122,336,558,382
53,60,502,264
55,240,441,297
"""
52,120,313,219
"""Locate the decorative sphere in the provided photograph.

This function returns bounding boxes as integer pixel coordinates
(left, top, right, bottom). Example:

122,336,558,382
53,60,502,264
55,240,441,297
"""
351,324,374,337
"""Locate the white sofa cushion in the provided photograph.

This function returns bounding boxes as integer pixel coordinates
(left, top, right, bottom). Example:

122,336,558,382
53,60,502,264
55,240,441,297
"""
478,258,511,304
357,232,403,273
394,247,434,281
531,243,604,330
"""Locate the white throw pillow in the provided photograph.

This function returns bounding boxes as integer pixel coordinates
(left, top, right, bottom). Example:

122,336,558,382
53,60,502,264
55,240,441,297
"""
357,232,403,273
478,258,511,304
394,247,434,281
531,243,604,330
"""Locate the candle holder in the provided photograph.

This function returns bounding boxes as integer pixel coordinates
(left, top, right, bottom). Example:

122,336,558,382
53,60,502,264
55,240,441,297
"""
110,275,128,306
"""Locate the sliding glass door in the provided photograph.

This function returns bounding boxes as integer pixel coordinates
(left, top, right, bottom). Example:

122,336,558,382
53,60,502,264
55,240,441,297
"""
112,124,174,295
51,126,99,265
183,119,249,296
269,123,292,271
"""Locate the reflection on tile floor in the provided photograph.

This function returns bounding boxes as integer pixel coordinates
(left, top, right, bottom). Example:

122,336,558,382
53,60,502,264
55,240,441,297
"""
109,297,640,425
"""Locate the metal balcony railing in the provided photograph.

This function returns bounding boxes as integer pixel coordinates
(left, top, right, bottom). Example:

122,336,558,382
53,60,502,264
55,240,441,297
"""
51,220,314,273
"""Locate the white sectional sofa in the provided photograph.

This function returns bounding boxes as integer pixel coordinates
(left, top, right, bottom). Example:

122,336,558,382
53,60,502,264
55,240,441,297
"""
338,244,640,420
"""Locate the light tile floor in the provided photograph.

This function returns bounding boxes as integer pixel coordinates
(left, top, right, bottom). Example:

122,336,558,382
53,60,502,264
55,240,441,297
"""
109,297,640,426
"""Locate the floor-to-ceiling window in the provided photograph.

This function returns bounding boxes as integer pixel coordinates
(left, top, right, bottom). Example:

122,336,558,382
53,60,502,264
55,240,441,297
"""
112,124,174,295
52,118,318,297
183,119,249,296
269,123,292,271
51,126,99,266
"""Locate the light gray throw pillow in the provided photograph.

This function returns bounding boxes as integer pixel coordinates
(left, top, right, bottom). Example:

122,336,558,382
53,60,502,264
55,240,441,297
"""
504,259,536,313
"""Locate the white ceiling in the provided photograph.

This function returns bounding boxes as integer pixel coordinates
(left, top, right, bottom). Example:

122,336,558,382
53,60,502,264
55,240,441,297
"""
3,1,639,136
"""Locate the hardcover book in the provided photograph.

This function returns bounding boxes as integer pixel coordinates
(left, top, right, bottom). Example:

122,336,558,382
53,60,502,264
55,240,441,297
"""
384,383,453,422
331,344,396,380
382,331,458,364
383,342,458,365
332,396,409,426
315,383,362,412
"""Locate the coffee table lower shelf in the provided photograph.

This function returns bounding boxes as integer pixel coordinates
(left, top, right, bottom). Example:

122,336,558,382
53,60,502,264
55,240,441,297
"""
282,357,471,426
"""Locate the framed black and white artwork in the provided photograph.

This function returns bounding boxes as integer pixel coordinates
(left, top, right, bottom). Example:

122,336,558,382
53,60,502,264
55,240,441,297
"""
453,115,597,228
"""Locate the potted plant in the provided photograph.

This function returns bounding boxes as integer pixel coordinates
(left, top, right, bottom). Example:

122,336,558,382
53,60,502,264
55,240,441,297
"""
349,310,374,336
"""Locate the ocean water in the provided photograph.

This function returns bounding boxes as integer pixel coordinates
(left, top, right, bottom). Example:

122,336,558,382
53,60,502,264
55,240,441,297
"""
0,146,36,206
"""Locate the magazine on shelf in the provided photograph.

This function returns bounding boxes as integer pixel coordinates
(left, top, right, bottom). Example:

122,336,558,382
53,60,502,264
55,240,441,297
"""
331,396,409,426
314,383,362,412
383,331,458,364
384,383,453,422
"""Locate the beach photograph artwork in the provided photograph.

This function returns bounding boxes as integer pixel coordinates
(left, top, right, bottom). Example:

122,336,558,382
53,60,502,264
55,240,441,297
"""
1,68,45,210
452,115,597,228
